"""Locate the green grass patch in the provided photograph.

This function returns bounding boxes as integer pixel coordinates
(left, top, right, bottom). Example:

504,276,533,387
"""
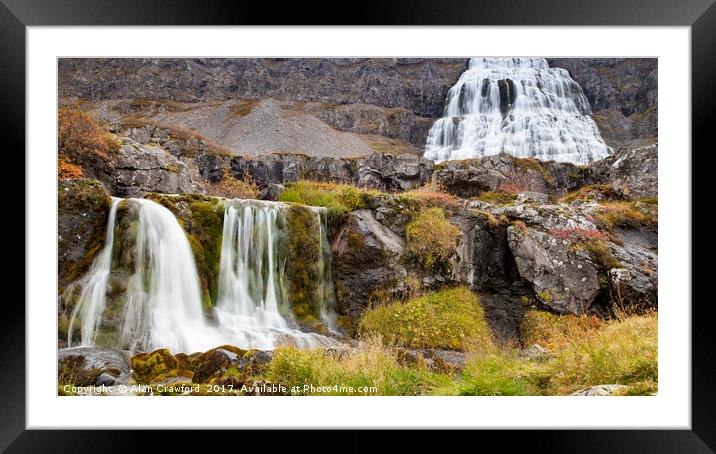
359,286,494,351
406,207,461,270
278,181,377,225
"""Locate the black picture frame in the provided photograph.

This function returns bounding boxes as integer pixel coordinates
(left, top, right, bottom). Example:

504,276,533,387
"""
5,0,713,451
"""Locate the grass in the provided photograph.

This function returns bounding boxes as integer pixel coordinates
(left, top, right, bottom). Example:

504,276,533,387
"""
267,337,452,396
594,201,656,230
405,207,461,270
521,310,604,351
278,181,377,224
358,287,494,351
61,310,657,396
474,191,518,205
560,184,621,204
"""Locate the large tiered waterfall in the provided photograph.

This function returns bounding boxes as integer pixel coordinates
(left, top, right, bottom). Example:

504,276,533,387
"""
66,197,338,353
424,58,611,164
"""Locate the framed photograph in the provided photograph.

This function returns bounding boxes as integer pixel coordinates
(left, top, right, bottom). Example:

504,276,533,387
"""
7,0,714,450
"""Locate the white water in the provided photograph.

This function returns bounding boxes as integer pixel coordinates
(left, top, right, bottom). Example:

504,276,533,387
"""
424,58,611,164
213,200,336,349
67,197,338,353
67,197,121,347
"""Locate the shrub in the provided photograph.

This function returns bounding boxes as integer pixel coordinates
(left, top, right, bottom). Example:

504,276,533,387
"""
399,185,462,210
58,107,119,159
358,286,494,351
278,181,372,224
205,170,260,199
406,207,461,269
228,99,258,117
58,158,84,180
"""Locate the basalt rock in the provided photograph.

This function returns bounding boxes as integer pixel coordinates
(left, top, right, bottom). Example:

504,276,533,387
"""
332,210,407,322
223,152,432,192
433,153,588,198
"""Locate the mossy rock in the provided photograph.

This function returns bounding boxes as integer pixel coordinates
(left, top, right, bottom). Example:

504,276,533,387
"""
58,178,113,292
131,349,179,383
192,345,246,384
284,205,324,320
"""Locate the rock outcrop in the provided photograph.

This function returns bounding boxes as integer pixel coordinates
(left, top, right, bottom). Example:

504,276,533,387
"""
332,210,408,321
59,58,469,118
589,144,657,198
58,179,112,291
214,152,433,194
111,139,200,197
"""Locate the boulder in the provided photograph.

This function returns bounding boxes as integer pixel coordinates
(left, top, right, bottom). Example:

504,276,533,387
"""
506,225,601,315
571,384,629,396
332,210,407,322
433,152,586,198
111,139,199,197
191,345,246,384
58,347,131,386
589,144,657,199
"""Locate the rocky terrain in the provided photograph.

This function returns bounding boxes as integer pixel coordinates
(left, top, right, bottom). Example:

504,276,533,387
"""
56,58,659,396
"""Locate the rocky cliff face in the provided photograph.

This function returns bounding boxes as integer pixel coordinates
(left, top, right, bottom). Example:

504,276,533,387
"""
59,58,469,117
60,58,657,154
547,58,657,149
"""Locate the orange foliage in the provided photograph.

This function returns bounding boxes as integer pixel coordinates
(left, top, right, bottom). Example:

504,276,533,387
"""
58,107,118,159
206,170,260,199
58,158,84,180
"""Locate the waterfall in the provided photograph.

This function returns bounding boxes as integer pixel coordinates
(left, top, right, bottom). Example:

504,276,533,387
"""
117,198,223,353
213,200,338,349
66,197,339,353
67,197,121,347
424,58,611,164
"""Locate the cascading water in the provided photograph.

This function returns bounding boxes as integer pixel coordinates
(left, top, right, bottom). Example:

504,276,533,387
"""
117,199,224,353
67,197,121,347
424,58,611,164
213,200,336,349
66,197,339,353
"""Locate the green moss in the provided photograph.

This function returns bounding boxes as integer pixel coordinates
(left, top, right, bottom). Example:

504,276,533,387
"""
131,349,179,383
514,157,556,187
358,286,494,351
571,238,623,270
474,191,518,205
536,289,555,303
284,205,323,321
278,181,374,228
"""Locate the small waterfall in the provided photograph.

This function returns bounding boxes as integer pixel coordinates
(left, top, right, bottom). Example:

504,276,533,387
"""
213,200,338,349
117,199,223,353
424,58,611,164
66,197,339,353
67,197,121,347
